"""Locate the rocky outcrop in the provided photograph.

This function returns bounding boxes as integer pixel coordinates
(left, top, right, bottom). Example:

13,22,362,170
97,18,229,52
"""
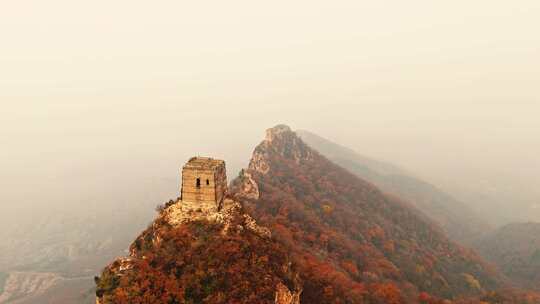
164,197,270,237
249,149,271,175
275,282,302,304
265,124,293,143
230,170,260,201
257,125,314,165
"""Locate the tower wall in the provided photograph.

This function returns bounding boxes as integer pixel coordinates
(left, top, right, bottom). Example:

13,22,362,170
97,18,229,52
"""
213,164,226,204
181,158,227,209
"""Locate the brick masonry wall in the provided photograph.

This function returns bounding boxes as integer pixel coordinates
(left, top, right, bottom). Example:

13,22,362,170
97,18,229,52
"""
181,162,227,207
214,165,227,205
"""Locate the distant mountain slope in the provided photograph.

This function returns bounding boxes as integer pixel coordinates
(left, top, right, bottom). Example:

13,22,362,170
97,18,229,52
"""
476,222,540,290
0,178,174,304
1,274,94,304
296,130,490,243
231,125,502,302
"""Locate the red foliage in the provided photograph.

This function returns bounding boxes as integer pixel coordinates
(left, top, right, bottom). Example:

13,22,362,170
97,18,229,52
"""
96,218,300,304
96,128,512,303
233,130,502,302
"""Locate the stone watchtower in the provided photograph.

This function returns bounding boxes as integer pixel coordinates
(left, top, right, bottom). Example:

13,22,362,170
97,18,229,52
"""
181,157,228,210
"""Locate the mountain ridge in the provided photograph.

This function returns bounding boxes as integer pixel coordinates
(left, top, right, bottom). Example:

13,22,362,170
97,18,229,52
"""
231,125,502,302
296,130,491,244
95,124,511,303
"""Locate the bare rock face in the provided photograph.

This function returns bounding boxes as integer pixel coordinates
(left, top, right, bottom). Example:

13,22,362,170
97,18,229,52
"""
230,170,260,201
165,198,223,226
164,198,270,238
251,125,314,172
265,124,293,141
235,124,314,200
275,282,302,304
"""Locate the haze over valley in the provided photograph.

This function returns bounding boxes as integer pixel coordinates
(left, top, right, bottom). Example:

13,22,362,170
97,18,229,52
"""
1,1,540,303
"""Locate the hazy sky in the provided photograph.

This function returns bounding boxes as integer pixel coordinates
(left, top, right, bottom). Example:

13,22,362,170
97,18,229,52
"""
1,1,539,221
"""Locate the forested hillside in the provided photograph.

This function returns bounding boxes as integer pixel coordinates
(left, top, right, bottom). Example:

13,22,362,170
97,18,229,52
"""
231,125,502,302
296,130,490,244
476,222,540,290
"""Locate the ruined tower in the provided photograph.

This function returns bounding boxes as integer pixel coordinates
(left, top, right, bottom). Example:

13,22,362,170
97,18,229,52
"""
181,157,227,210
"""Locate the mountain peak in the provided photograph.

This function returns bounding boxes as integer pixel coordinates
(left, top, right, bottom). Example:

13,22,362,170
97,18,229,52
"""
265,124,293,142
249,125,314,175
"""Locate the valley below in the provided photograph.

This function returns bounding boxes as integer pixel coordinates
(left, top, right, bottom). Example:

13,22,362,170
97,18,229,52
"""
0,272,94,304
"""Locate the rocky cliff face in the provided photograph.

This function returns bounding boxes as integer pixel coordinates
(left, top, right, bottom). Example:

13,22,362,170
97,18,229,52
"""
275,282,301,304
95,195,302,304
252,125,314,171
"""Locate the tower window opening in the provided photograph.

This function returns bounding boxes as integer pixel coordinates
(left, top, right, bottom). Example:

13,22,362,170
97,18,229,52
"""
206,179,210,185
196,178,201,188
